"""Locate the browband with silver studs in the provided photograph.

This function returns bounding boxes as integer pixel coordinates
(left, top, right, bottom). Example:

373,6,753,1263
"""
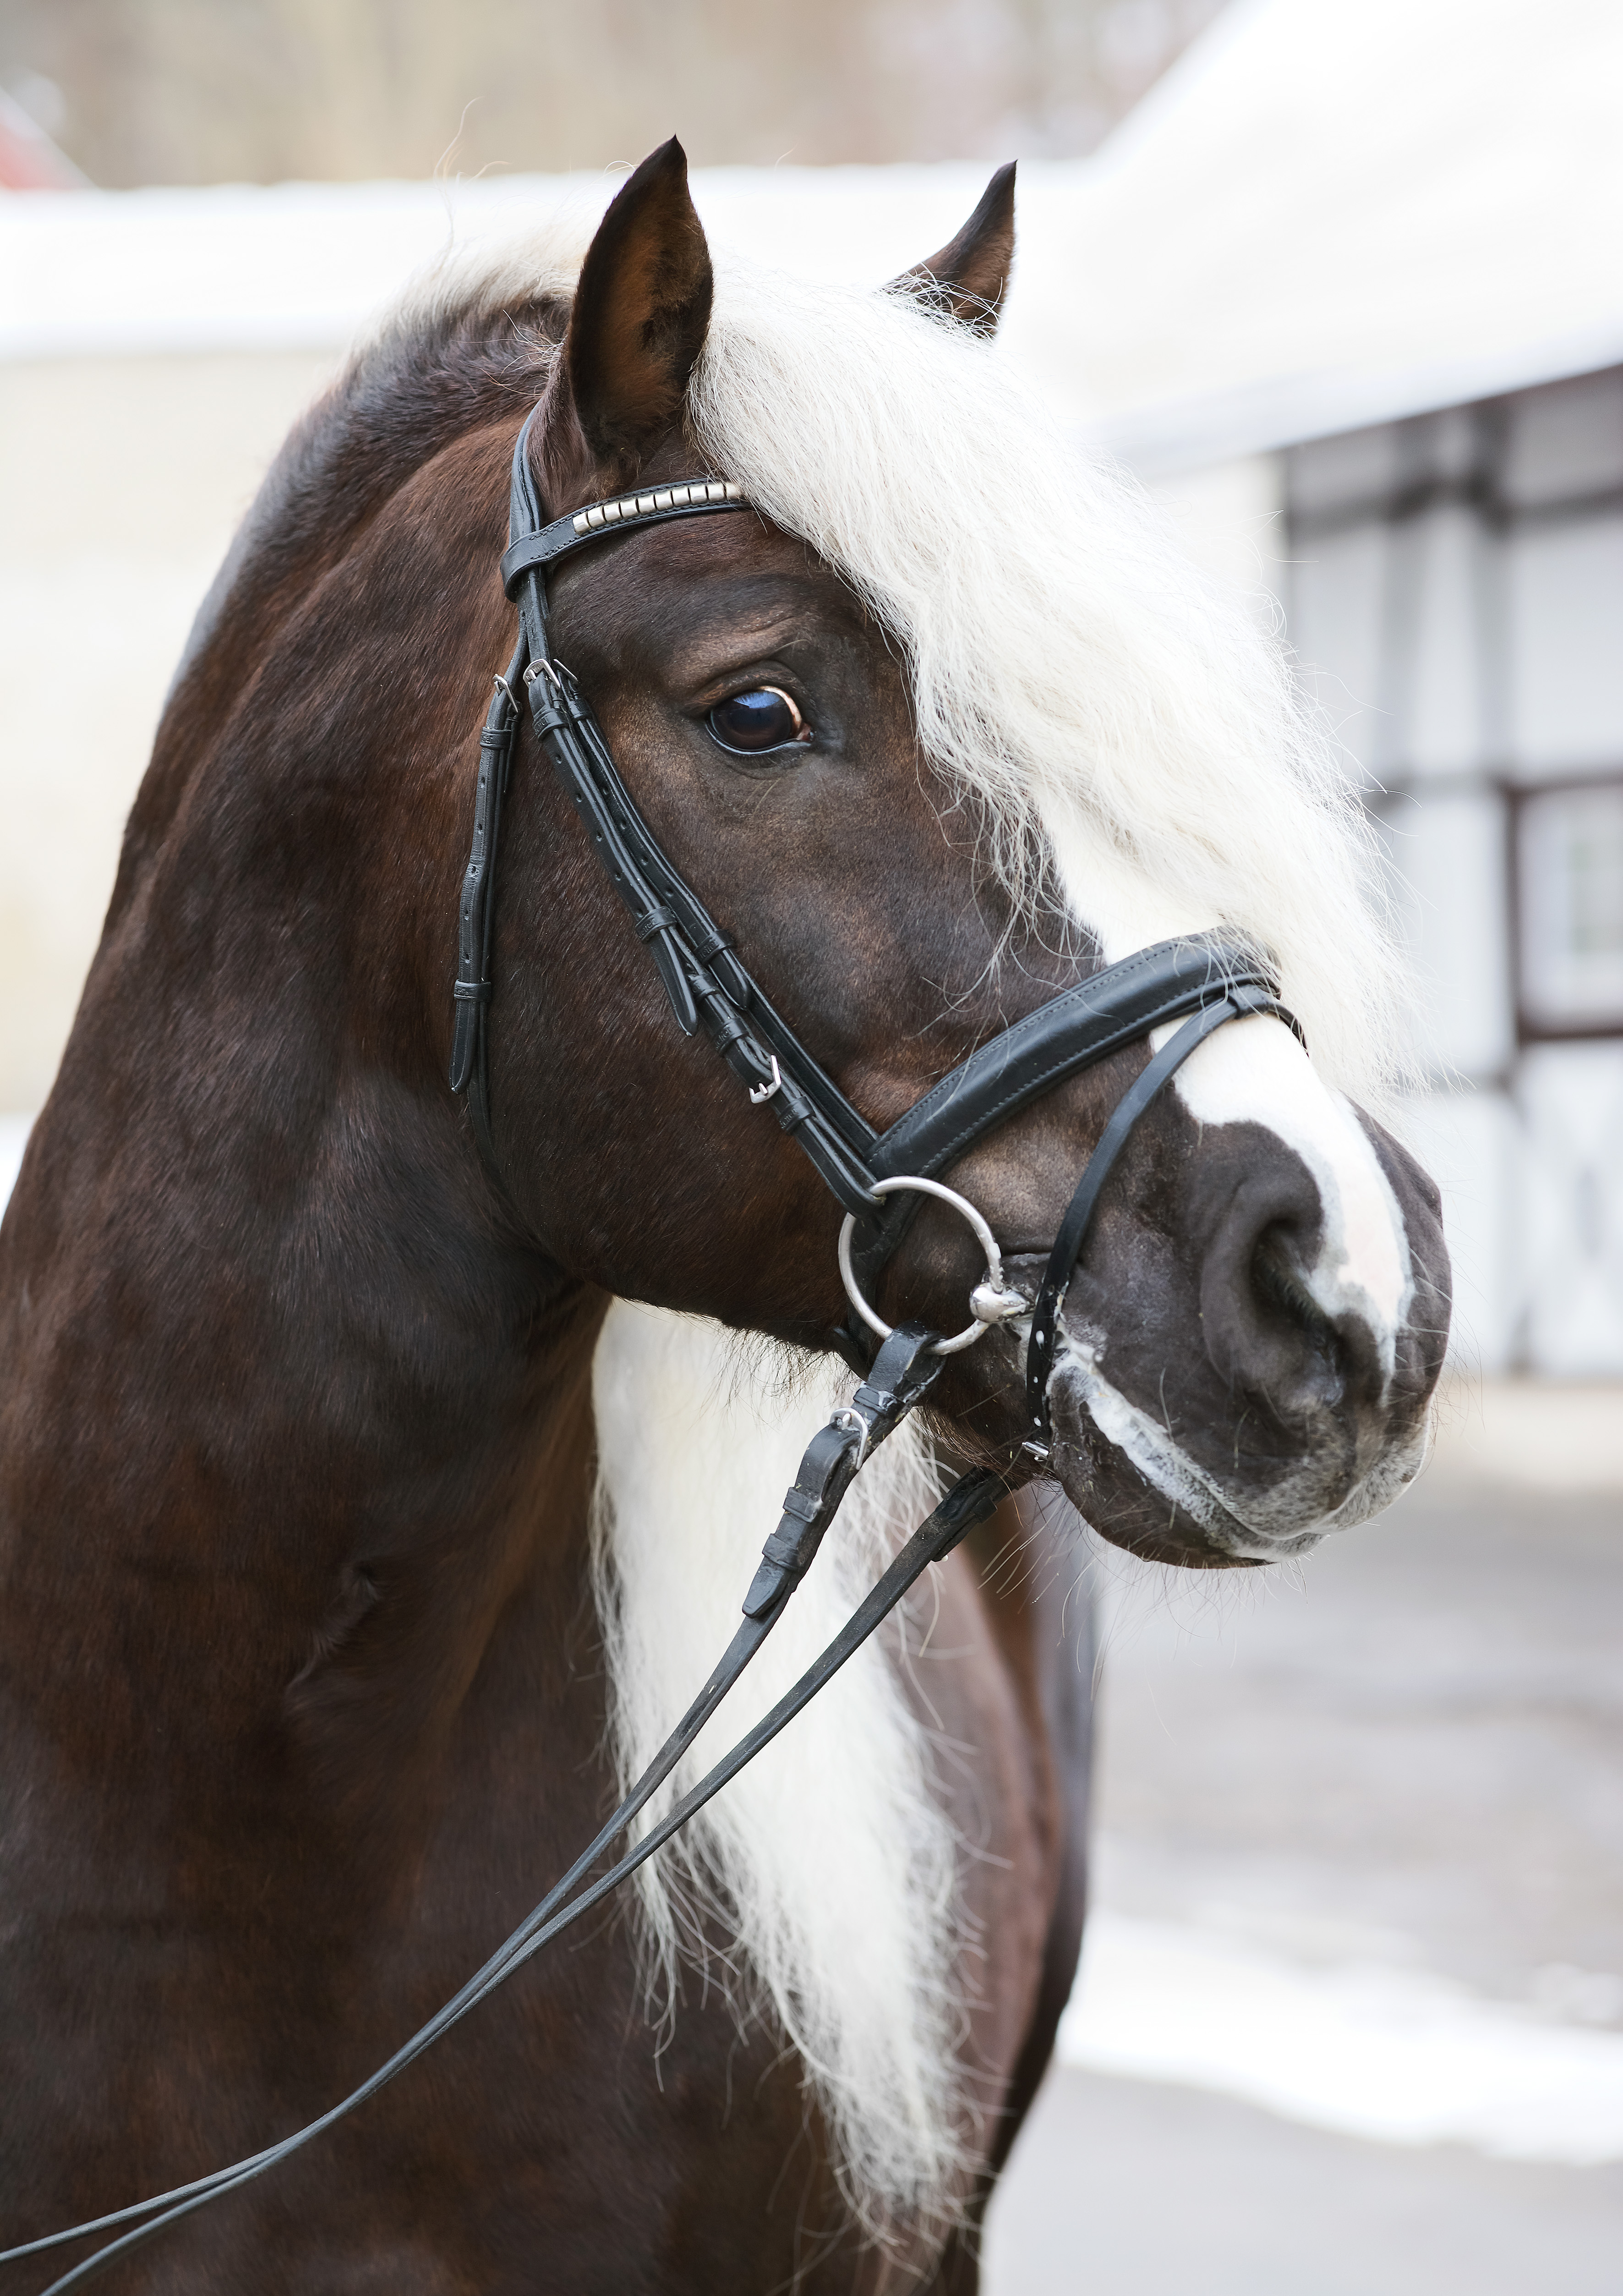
500,478,749,599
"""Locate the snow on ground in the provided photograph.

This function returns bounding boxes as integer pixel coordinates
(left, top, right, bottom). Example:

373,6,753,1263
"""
1062,1908,1623,2164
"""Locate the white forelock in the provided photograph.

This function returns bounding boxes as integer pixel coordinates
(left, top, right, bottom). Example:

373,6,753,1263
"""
688,254,1408,1106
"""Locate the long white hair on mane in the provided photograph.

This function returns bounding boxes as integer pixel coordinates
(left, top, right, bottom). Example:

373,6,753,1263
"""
395,218,1409,2248
688,254,1405,1104
589,1301,969,2247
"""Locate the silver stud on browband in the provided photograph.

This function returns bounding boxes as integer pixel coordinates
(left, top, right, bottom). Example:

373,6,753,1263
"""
571,479,743,538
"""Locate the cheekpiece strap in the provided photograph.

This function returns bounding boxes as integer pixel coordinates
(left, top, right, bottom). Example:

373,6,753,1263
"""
470,411,885,1218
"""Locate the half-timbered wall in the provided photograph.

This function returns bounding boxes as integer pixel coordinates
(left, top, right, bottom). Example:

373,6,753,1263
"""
1285,368,1623,1373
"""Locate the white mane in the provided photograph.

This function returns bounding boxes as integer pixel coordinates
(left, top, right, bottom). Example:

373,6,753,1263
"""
398,223,1410,2244
689,254,1404,1103
590,1304,970,2247
401,229,1402,1094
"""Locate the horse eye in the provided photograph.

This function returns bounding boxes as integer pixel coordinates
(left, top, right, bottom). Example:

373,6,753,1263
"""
706,687,810,756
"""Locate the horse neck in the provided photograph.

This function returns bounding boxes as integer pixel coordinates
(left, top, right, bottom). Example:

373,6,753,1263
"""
0,519,601,1836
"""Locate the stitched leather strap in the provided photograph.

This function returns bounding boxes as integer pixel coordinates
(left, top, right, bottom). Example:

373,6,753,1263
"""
524,658,884,1213
740,1322,941,1617
870,941,1291,1182
838,944,1296,1337
10,1322,978,2286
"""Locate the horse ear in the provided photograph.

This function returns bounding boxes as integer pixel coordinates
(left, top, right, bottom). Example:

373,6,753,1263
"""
891,162,1016,336
541,137,714,494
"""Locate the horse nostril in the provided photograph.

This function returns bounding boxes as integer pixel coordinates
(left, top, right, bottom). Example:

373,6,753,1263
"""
1197,1179,1372,1425
1249,1225,1338,1358
1207,1204,1388,1428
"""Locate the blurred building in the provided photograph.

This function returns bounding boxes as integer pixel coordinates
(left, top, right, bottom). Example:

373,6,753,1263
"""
1284,380,1623,1377
1065,0,1623,1375
0,83,86,188
0,0,1221,186
1,0,1619,1370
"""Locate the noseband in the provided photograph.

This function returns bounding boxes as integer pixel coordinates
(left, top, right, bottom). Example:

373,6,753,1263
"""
12,408,1304,2286
454,406,1298,1447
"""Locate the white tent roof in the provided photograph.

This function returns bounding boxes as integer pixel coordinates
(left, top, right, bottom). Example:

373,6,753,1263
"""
2,0,1620,470
1060,0,1623,468
0,164,1033,363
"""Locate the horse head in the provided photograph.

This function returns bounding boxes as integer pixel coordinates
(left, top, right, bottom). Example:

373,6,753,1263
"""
475,139,1450,1568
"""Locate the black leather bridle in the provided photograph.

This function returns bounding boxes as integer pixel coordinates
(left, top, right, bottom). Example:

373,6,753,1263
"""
454,407,1298,1449
10,410,1302,2290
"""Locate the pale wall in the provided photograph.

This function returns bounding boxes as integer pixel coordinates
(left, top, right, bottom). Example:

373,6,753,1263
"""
0,350,338,1110
1142,454,1288,625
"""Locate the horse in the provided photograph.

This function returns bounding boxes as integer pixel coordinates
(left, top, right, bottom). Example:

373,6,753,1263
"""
0,141,1449,2291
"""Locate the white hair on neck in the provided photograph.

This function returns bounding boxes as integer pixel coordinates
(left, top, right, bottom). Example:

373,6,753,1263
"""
687,255,1405,1104
589,1301,970,2243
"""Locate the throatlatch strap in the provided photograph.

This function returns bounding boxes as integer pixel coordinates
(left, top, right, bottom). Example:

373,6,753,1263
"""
449,636,528,1174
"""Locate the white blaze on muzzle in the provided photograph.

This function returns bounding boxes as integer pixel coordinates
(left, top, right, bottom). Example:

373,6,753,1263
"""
1160,1012,1413,1381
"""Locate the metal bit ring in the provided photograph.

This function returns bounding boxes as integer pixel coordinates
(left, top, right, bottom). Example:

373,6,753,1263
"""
838,1176,1028,1358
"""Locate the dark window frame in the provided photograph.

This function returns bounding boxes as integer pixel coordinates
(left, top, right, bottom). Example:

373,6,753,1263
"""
1507,769,1623,1045
1284,368,1623,1056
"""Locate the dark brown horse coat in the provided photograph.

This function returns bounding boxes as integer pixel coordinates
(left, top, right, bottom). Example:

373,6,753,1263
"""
0,144,1447,2291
